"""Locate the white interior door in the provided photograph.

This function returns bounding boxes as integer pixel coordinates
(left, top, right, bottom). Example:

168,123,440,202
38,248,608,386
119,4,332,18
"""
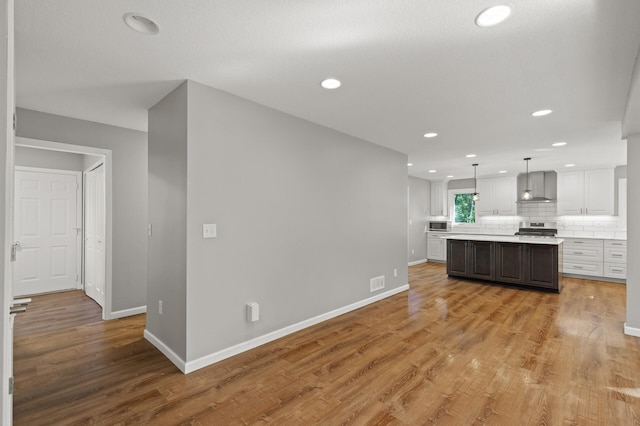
13,169,80,296
84,163,105,307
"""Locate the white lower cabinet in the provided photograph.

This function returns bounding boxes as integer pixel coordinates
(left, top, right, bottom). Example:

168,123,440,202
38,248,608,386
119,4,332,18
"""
604,263,627,280
562,238,626,280
427,232,447,261
562,238,603,278
604,240,627,279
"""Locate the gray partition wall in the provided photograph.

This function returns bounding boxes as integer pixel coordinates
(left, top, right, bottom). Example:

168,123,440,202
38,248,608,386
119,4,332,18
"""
147,80,409,372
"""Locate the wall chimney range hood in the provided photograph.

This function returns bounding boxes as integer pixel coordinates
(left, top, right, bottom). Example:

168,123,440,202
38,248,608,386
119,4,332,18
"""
516,171,557,203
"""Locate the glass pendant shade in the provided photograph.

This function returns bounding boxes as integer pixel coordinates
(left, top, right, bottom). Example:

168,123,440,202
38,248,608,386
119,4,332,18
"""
521,189,532,200
472,192,480,201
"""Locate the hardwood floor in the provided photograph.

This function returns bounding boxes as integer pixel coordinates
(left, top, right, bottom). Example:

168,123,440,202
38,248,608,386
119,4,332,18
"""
13,263,640,425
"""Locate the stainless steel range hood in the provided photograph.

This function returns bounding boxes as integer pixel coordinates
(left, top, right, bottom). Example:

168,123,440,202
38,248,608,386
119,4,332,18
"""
517,171,557,203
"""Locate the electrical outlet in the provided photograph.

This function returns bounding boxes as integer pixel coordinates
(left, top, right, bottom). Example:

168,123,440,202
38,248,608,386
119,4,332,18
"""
394,268,398,277
159,300,163,315
411,249,415,254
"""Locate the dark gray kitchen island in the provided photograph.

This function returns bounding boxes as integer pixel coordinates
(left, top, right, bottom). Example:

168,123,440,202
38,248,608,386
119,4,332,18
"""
444,235,564,293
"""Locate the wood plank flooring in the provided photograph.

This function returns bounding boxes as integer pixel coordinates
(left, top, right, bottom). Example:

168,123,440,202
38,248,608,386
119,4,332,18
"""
13,263,640,425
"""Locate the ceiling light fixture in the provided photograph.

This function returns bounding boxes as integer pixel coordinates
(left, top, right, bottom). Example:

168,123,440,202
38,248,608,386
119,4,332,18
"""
532,109,553,117
521,157,532,200
475,5,512,27
423,132,438,138
123,13,160,35
466,154,476,158
320,78,341,90
428,170,437,173
552,142,567,147
407,163,413,166
498,170,507,174
472,164,480,201
565,163,575,167
447,175,454,178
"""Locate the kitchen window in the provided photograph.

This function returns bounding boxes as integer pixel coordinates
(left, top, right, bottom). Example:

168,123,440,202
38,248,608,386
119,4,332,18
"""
448,188,476,223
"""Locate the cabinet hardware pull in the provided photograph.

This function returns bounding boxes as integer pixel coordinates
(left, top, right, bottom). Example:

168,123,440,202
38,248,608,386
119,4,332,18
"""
574,266,583,269
612,268,623,272
574,241,583,244
612,253,623,257
573,251,583,255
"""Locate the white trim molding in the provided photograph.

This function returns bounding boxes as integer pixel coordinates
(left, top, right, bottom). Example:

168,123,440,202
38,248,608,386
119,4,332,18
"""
144,329,186,373
183,284,410,374
624,323,640,338
111,305,146,319
408,259,427,266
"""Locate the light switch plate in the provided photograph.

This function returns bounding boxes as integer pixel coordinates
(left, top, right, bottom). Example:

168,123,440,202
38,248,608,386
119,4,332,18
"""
203,224,217,239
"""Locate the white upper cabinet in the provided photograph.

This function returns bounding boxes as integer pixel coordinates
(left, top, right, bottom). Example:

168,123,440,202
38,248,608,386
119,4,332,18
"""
557,169,614,216
430,181,448,216
475,177,517,216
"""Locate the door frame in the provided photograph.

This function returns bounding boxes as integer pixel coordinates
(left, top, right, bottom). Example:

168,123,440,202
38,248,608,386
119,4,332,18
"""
14,166,83,294
2,0,15,421
15,137,113,320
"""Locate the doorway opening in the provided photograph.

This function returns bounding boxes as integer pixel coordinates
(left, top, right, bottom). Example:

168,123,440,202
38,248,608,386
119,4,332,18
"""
14,137,113,320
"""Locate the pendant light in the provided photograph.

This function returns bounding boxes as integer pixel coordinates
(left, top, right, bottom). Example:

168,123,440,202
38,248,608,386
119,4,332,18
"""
521,157,532,200
472,163,479,201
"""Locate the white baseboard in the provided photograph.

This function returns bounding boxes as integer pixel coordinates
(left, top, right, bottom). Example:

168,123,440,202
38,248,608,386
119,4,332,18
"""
624,323,640,338
408,259,427,266
144,329,187,373
110,305,146,319
184,284,410,374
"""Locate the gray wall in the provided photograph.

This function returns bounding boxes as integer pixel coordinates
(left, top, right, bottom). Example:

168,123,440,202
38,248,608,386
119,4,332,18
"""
148,80,408,364
627,137,640,329
408,176,429,262
15,146,84,171
185,80,408,361
147,82,188,360
15,108,148,313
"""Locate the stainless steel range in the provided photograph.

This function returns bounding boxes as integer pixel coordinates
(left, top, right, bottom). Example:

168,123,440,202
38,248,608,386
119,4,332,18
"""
514,222,557,238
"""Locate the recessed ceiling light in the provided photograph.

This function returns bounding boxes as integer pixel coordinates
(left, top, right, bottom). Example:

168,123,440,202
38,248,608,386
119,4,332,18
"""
475,5,512,27
498,170,507,174
466,154,476,158
423,132,438,138
320,78,341,90
552,142,567,147
447,175,454,178
565,164,575,167
123,13,159,35
407,163,413,166
428,170,437,173
532,109,553,117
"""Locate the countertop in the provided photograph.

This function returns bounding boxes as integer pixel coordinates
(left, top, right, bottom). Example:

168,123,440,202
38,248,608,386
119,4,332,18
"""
443,234,564,245
556,234,627,241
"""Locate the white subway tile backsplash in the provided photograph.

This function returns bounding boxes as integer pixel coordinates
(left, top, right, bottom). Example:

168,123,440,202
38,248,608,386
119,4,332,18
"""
574,231,595,237
432,200,624,238
593,231,615,238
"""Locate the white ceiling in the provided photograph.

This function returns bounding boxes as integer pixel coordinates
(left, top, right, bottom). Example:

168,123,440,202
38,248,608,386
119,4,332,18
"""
15,0,640,181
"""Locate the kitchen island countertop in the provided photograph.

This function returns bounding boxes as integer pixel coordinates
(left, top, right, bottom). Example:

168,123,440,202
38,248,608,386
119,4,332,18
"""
443,234,564,245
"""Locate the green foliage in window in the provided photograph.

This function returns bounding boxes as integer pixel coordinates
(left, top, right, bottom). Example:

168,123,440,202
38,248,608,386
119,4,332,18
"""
454,193,476,223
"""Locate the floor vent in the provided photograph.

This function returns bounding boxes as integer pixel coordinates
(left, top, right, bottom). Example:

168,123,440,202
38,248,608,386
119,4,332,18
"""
370,275,385,292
